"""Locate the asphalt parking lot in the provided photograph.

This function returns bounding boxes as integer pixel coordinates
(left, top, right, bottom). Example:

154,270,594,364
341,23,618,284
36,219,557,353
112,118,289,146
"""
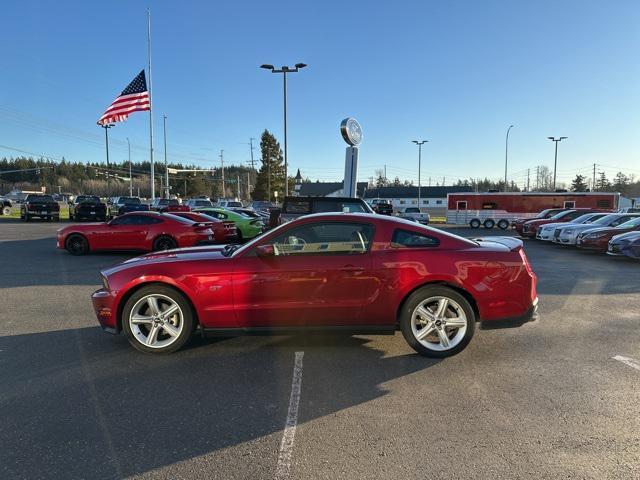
1,220,639,480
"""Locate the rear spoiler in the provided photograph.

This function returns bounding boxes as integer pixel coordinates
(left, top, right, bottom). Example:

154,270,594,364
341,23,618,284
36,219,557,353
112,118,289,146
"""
472,236,523,251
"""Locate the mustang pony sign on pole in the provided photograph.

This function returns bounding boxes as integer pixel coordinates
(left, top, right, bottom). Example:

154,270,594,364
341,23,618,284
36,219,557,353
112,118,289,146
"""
97,70,151,125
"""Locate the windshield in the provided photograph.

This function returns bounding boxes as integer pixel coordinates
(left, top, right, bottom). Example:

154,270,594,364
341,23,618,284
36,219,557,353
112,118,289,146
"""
77,196,100,203
616,217,640,229
120,197,140,204
591,214,623,226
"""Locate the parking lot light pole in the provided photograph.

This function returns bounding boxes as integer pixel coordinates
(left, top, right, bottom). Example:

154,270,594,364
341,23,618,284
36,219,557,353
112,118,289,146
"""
505,125,514,192
163,115,169,198
127,137,133,196
548,136,568,191
101,123,115,194
412,140,428,209
260,63,307,197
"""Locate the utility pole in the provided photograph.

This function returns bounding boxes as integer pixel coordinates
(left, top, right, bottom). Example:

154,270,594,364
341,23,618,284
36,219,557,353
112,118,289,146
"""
526,168,530,192
219,149,225,199
412,140,428,211
268,160,271,202
260,63,308,197
237,175,241,200
428,177,431,187
163,115,169,198
504,125,514,192
548,136,568,191
247,172,251,200
593,163,597,191
535,166,540,190
248,137,256,170
384,164,387,182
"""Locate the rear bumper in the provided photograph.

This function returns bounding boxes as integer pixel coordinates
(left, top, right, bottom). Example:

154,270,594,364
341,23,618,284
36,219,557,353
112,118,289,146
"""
91,288,119,332
481,297,539,330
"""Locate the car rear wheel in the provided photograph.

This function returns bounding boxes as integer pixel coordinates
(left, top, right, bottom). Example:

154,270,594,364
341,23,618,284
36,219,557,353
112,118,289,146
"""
483,219,495,229
24,214,30,222
497,219,510,230
469,219,481,229
65,234,89,255
122,286,195,354
153,235,177,251
400,285,475,358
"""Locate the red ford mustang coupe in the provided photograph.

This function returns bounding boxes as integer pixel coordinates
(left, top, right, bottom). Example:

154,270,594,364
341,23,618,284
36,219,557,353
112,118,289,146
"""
168,211,238,244
91,213,538,357
57,212,215,255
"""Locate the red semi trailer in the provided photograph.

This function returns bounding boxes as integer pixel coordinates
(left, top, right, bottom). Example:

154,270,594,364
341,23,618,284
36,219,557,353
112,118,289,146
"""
446,192,619,229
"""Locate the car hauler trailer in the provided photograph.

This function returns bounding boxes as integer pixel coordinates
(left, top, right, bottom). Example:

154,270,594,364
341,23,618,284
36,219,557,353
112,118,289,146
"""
446,192,620,229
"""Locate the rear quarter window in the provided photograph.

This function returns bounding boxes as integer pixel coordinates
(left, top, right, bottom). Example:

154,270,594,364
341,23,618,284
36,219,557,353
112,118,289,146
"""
391,229,440,248
284,200,311,214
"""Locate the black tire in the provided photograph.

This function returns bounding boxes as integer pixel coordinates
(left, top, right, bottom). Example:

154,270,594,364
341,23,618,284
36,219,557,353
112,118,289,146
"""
497,219,510,230
121,285,195,354
236,230,243,243
483,219,495,229
2,206,11,216
65,234,89,256
24,214,30,222
54,216,60,222
153,235,177,251
469,219,481,229
399,285,476,358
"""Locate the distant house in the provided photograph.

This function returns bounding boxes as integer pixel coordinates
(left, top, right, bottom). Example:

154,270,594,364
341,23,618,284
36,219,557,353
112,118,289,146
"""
298,181,368,198
364,186,474,212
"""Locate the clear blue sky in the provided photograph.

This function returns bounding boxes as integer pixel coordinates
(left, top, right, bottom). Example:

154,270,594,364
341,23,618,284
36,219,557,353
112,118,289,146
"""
1,0,639,188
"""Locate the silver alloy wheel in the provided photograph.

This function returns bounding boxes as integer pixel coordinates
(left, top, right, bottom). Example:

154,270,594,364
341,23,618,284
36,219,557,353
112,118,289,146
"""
411,296,468,351
129,294,184,349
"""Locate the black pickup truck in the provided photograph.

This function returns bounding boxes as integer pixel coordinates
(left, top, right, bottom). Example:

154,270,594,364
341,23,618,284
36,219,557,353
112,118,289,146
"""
268,196,374,229
69,195,109,221
20,194,60,222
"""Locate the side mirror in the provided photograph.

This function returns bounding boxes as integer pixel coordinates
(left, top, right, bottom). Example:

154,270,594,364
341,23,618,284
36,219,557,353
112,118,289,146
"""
256,244,275,258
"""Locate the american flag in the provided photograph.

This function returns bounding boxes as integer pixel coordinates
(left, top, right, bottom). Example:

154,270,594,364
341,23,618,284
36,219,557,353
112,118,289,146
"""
97,70,150,125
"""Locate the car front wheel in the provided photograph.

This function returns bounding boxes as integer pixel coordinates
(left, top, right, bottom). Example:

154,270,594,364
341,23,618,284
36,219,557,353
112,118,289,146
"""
400,285,475,358
122,286,195,354
65,234,89,255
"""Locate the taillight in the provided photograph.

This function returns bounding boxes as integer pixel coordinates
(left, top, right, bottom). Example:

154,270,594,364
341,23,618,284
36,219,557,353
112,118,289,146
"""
519,249,534,275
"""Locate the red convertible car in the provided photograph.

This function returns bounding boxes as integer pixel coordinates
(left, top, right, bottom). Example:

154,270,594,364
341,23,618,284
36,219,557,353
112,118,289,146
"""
169,211,238,243
57,212,215,255
91,213,538,357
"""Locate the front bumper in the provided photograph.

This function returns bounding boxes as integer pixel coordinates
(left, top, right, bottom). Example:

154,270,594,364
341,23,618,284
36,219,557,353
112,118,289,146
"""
481,297,539,330
91,288,119,332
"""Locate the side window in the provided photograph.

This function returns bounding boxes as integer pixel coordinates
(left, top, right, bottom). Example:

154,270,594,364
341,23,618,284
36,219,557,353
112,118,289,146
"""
137,216,163,225
564,201,575,208
267,222,374,256
611,216,631,226
482,202,498,209
391,229,440,248
597,199,611,208
110,215,136,226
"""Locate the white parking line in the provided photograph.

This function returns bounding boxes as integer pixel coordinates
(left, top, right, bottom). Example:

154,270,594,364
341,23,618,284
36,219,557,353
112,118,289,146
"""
274,351,304,480
612,355,640,372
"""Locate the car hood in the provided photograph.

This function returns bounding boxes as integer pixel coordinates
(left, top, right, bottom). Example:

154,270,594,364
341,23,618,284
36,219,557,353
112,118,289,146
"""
102,245,231,277
611,232,640,243
579,227,621,236
559,223,604,232
539,221,574,230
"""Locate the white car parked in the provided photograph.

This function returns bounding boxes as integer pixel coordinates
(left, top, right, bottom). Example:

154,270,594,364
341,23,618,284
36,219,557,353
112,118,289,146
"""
535,212,608,241
400,207,430,224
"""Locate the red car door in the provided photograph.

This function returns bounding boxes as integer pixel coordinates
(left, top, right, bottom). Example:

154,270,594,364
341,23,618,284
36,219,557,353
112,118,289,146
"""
100,215,145,250
232,221,378,327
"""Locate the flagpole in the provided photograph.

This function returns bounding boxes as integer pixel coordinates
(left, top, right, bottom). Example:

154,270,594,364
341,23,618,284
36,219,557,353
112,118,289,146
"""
147,8,155,200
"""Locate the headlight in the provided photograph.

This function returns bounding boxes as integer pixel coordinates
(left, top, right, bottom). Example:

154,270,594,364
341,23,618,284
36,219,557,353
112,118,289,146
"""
101,274,110,290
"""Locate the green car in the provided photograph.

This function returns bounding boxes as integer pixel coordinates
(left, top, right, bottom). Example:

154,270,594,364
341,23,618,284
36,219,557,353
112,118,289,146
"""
194,207,265,241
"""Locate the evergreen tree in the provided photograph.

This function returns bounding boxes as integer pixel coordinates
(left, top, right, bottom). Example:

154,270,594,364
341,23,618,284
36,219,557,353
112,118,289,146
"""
596,172,611,191
252,130,285,201
570,174,588,192
613,171,629,194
